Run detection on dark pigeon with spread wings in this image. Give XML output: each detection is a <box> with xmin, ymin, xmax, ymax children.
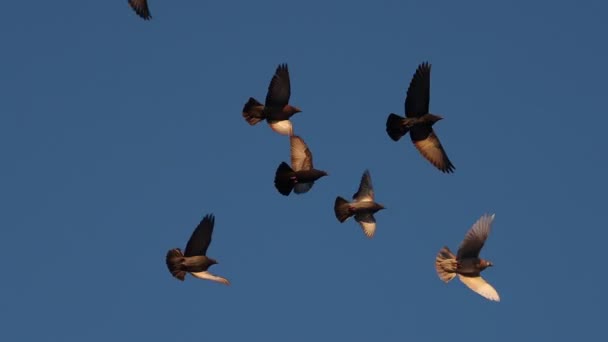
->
<box><xmin>385</xmin><ymin>62</ymin><xmax>455</xmax><ymax>173</ymax></box>
<box><xmin>242</xmin><ymin>64</ymin><xmax>302</xmax><ymax>136</ymax></box>
<box><xmin>334</xmin><ymin>170</ymin><xmax>385</xmax><ymax>238</ymax></box>
<box><xmin>128</xmin><ymin>0</ymin><xmax>152</xmax><ymax>20</ymax></box>
<box><xmin>165</xmin><ymin>214</ymin><xmax>230</xmax><ymax>285</ymax></box>
<box><xmin>434</xmin><ymin>214</ymin><xmax>499</xmax><ymax>301</ymax></box>
<box><xmin>274</xmin><ymin>136</ymin><xmax>328</xmax><ymax>196</ymax></box>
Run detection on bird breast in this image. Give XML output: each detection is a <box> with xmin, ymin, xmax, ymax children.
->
<box><xmin>350</xmin><ymin>201</ymin><xmax>382</xmax><ymax>213</ymax></box>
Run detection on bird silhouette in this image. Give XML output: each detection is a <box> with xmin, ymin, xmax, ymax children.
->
<box><xmin>435</xmin><ymin>213</ymin><xmax>499</xmax><ymax>301</ymax></box>
<box><xmin>386</xmin><ymin>62</ymin><xmax>455</xmax><ymax>173</ymax></box>
<box><xmin>242</xmin><ymin>64</ymin><xmax>302</xmax><ymax>136</ymax></box>
<box><xmin>166</xmin><ymin>214</ymin><xmax>230</xmax><ymax>285</ymax></box>
<box><xmin>334</xmin><ymin>170</ymin><xmax>385</xmax><ymax>238</ymax></box>
<box><xmin>274</xmin><ymin>135</ymin><xmax>328</xmax><ymax>196</ymax></box>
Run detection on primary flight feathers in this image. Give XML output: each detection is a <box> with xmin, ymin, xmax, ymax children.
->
<box><xmin>334</xmin><ymin>170</ymin><xmax>386</xmax><ymax>238</ymax></box>
<box><xmin>385</xmin><ymin>62</ymin><xmax>455</xmax><ymax>173</ymax></box>
<box><xmin>242</xmin><ymin>64</ymin><xmax>302</xmax><ymax>136</ymax></box>
<box><xmin>435</xmin><ymin>213</ymin><xmax>499</xmax><ymax>301</ymax></box>
<box><xmin>166</xmin><ymin>214</ymin><xmax>230</xmax><ymax>285</ymax></box>
<box><xmin>128</xmin><ymin>0</ymin><xmax>151</xmax><ymax>20</ymax></box>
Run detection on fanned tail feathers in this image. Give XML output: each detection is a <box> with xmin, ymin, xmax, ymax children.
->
<box><xmin>166</xmin><ymin>248</ymin><xmax>187</xmax><ymax>281</ymax></box>
<box><xmin>242</xmin><ymin>97</ymin><xmax>265</xmax><ymax>125</ymax></box>
<box><xmin>274</xmin><ymin>162</ymin><xmax>295</xmax><ymax>196</ymax></box>
<box><xmin>386</xmin><ymin>113</ymin><xmax>409</xmax><ymax>141</ymax></box>
<box><xmin>435</xmin><ymin>246</ymin><xmax>458</xmax><ymax>283</ymax></box>
<box><xmin>334</xmin><ymin>196</ymin><xmax>352</xmax><ymax>222</ymax></box>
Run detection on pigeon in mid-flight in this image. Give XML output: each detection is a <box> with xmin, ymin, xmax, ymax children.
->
<box><xmin>274</xmin><ymin>135</ymin><xmax>328</xmax><ymax>196</ymax></box>
<box><xmin>166</xmin><ymin>214</ymin><xmax>230</xmax><ymax>285</ymax></box>
<box><xmin>385</xmin><ymin>62</ymin><xmax>455</xmax><ymax>173</ymax></box>
<box><xmin>242</xmin><ymin>64</ymin><xmax>302</xmax><ymax>136</ymax></box>
<box><xmin>334</xmin><ymin>170</ymin><xmax>385</xmax><ymax>238</ymax></box>
<box><xmin>435</xmin><ymin>213</ymin><xmax>499</xmax><ymax>301</ymax></box>
<box><xmin>128</xmin><ymin>0</ymin><xmax>152</xmax><ymax>20</ymax></box>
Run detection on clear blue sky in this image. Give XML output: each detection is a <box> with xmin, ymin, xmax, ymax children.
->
<box><xmin>1</xmin><ymin>1</ymin><xmax>606</xmax><ymax>341</ymax></box>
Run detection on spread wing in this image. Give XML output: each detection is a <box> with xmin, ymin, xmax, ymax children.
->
<box><xmin>265</xmin><ymin>64</ymin><xmax>291</xmax><ymax>108</ymax></box>
<box><xmin>191</xmin><ymin>271</ymin><xmax>231</xmax><ymax>285</ymax></box>
<box><xmin>355</xmin><ymin>213</ymin><xmax>376</xmax><ymax>238</ymax></box>
<box><xmin>404</xmin><ymin>62</ymin><xmax>431</xmax><ymax>118</ymax></box>
<box><xmin>457</xmin><ymin>213</ymin><xmax>495</xmax><ymax>259</ymax></box>
<box><xmin>184</xmin><ymin>214</ymin><xmax>215</xmax><ymax>257</ymax></box>
<box><xmin>352</xmin><ymin>169</ymin><xmax>374</xmax><ymax>202</ymax></box>
<box><xmin>128</xmin><ymin>0</ymin><xmax>151</xmax><ymax>20</ymax></box>
<box><xmin>458</xmin><ymin>275</ymin><xmax>500</xmax><ymax>302</ymax></box>
<box><xmin>290</xmin><ymin>135</ymin><xmax>313</xmax><ymax>171</ymax></box>
<box><xmin>410</xmin><ymin>126</ymin><xmax>455</xmax><ymax>173</ymax></box>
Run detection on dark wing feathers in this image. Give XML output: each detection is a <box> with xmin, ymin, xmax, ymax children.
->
<box><xmin>184</xmin><ymin>214</ymin><xmax>215</xmax><ymax>257</ymax></box>
<box><xmin>352</xmin><ymin>169</ymin><xmax>374</xmax><ymax>202</ymax></box>
<box><xmin>128</xmin><ymin>0</ymin><xmax>151</xmax><ymax>20</ymax></box>
<box><xmin>457</xmin><ymin>214</ymin><xmax>495</xmax><ymax>259</ymax></box>
<box><xmin>265</xmin><ymin>64</ymin><xmax>291</xmax><ymax>108</ymax></box>
<box><xmin>404</xmin><ymin>62</ymin><xmax>431</xmax><ymax>118</ymax></box>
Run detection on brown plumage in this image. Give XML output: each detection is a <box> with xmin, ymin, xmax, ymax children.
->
<box><xmin>242</xmin><ymin>64</ymin><xmax>301</xmax><ymax>136</ymax></box>
<box><xmin>128</xmin><ymin>0</ymin><xmax>151</xmax><ymax>20</ymax></box>
<box><xmin>165</xmin><ymin>214</ymin><xmax>230</xmax><ymax>285</ymax></box>
<box><xmin>385</xmin><ymin>62</ymin><xmax>455</xmax><ymax>173</ymax></box>
<box><xmin>435</xmin><ymin>214</ymin><xmax>499</xmax><ymax>301</ymax></box>
<box><xmin>334</xmin><ymin>170</ymin><xmax>385</xmax><ymax>238</ymax></box>
<box><xmin>274</xmin><ymin>135</ymin><xmax>328</xmax><ymax>196</ymax></box>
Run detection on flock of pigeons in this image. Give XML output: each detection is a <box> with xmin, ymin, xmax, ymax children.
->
<box><xmin>127</xmin><ymin>2</ymin><xmax>501</xmax><ymax>302</ymax></box>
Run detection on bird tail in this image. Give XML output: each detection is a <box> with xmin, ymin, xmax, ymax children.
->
<box><xmin>166</xmin><ymin>248</ymin><xmax>187</xmax><ymax>281</ymax></box>
<box><xmin>334</xmin><ymin>196</ymin><xmax>352</xmax><ymax>223</ymax></box>
<box><xmin>435</xmin><ymin>246</ymin><xmax>458</xmax><ymax>283</ymax></box>
<box><xmin>386</xmin><ymin>113</ymin><xmax>409</xmax><ymax>141</ymax></box>
<box><xmin>274</xmin><ymin>162</ymin><xmax>295</xmax><ymax>196</ymax></box>
<box><xmin>242</xmin><ymin>97</ymin><xmax>265</xmax><ymax>125</ymax></box>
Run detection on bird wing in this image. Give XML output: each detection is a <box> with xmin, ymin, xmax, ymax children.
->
<box><xmin>458</xmin><ymin>274</ymin><xmax>500</xmax><ymax>302</ymax></box>
<box><xmin>352</xmin><ymin>169</ymin><xmax>374</xmax><ymax>202</ymax></box>
<box><xmin>290</xmin><ymin>135</ymin><xmax>313</xmax><ymax>171</ymax></box>
<box><xmin>128</xmin><ymin>0</ymin><xmax>151</xmax><ymax>20</ymax></box>
<box><xmin>355</xmin><ymin>213</ymin><xmax>376</xmax><ymax>238</ymax></box>
<box><xmin>457</xmin><ymin>213</ymin><xmax>495</xmax><ymax>259</ymax></box>
<box><xmin>410</xmin><ymin>126</ymin><xmax>455</xmax><ymax>173</ymax></box>
<box><xmin>184</xmin><ymin>214</ymin><xmax>215</xmax><ymax>257</ymax></box>
<box><xmin>268</xmin><ymin>120</ymin><xmax>294</xmax><ymax>136</ymax></box>
<box><xmin>190</xmin><ymin>271</ymin><xmax>230</xmax><ymax>285</ymax></box>
<box><xmin>265</xmin><ymin>64</ymin><xmax>291</xmax><ymax>108</ymax></box>
<box><xmin>404</xmin><ymin>62</ymin><xmax>431</xmax><ymax>118</ymax></box>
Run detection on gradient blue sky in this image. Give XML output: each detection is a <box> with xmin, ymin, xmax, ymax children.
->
<box><xmin>1</xmin><ymin>1</ymin><xmax>607</xmax><ymax>341</ymax></box>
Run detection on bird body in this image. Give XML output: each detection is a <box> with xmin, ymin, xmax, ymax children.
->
<box><xmin>243</xmin><ymin>64</ymin><xmax>301</xmax><ymax>136</ymax></box>
<box><xmin>334</xmin><ymin>170</ymin><xmax>385</xmax><ymax>238</ymax></box>
<box><xmin>435</xmin><ymin>214</ymin><xmax>499</xmax><ymax>301</ymax></box>
<box><xmin>165</xmin><ymin>214</ymin><xmax>230</xmax><ymax>285</ymax></box>
<box><xmin>385</xmin><ymin>62</ymin><xmax>455</xmax><ymax>173</ymax></box>
<box><xmin>274</xmin><ymin>136</ymin><xmax>328</xmax><ymax>196</ymax></box>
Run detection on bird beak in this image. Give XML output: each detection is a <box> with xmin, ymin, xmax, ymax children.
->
<box><xmin>294</xmin><ymin>107</ymin><xmax>302</xmax><ymax>113</ymax></box>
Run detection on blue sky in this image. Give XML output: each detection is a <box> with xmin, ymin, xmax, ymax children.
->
<box><xmin>1</xmin><ymin>1</ymin><xmax>607</xmax><ymax>340</ymax></box>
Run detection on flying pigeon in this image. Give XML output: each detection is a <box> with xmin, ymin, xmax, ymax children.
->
<box><xmin>166</xmin><ymin>214</ymin><xmax>230</xmax><ymax>285</ymax></box>
<box><xmin>334</xmin><ymin>170</ymin><xmax>385</xmax><ymax>238</ymax></box>
<box><xmin>274</xmin><ymin>135</ymin><xmax>328</xmax><ymax>196</ymax></box>
<box><xmin>435</xmin><ymin>213</ymin><xmax>499</xmax><ymax>301</ymax></box>
<box><xmin>385</xmin><ymin>62</ymin><xmax>455</xmax><ymax>173</ymax></box>
<box><xmin>128</xmin><ymin>0</ymin><xmax>152</xmax><ymax>20</ymax></box>
<box><xmin>242</xmin><ymin>64</ymin><xmax>302</xmax><ymax>136</ymax></box>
